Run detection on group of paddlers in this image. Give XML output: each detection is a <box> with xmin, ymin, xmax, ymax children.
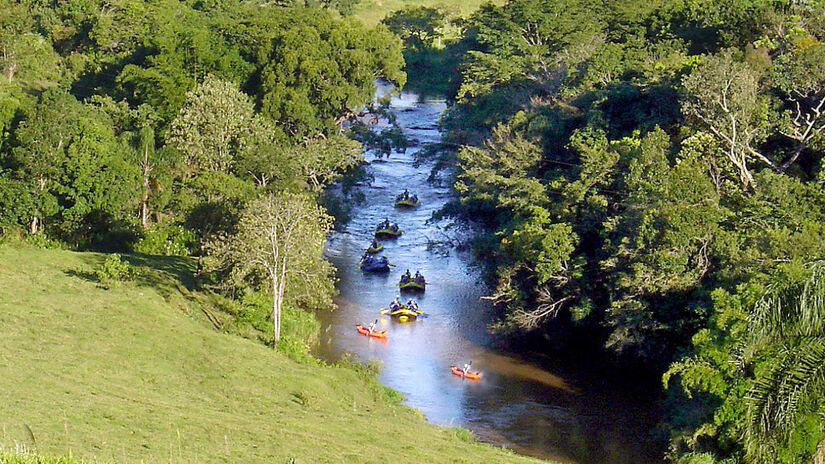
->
<box><xmin>400</xmin><ymin>269</ymin><xmax>425</xmax><ymax>285</ymax></box>
<box><xmin>376</xmin><ymin>218</ymin><xmax>400</xmax><ymax>233</ymax></box>
<box><xmin>354</xmin><ymin>188</ymin><xmax>480</xmax><ymax>380</ymax></box>
<box><xmin>389</xmin><ymin>295</ymin><xmax>419</xmax><ymax>313</ymax></box>
<box><xmin>395</xmin><ymin>189</ymin><xmax>419</xmax><ymax>204</ymax></box>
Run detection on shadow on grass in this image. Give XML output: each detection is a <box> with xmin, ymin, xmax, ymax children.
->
<box><xmin>124</xmin><ymin>254</ymin><xmax>197</xmax><ymax>289</ymax></box>
<box><xmin>64</xmin><ymin>268</ymin><xmax>99</xmax><ymax>283</ymax></box>
<box><xmin>63</xmin><ymin>253</ymin><xmax>197</xmax><ymax>301</ymax></box>
<box><xmin>62</xmin><ymin>251</ymin><xmax>234</xmax><ymax>333</ymax></box>
<box><xmin>124</xmin><ymin>254</ymin><xmax>197</xmax><ymax>303</ymax></box>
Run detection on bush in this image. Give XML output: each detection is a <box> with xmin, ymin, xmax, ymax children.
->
<box><xmin>132</xmin><ymin>224</ymin><xmax>196</xmax><ymax>256</ymax></box>
<box><xmin>24</xmin><ymin>232</ymin><xmax>67</xmax><ymax>250</ymax></box>
<box><xmin>281</xmin><ymin>305</ymin><xmax>321</xmax><ymax>347</ymax></box>
<box><xmin>95</xmin><ymin>254</ymin><xmax>139</xmax><ymax>286</ymax></box>
<box><xmin>277</xmin><ymin>335</ymin><xmax>319</xmax><ymax>364</ymax></box>
<box><xmin>275</xmin><ymin>305</ymin><xmax>322</xmax><ymax>363</ymax></box>
<box><xmin>235</xmin><ymin>289</ymin><xmax>273</xmax><ymax>334</ymax></box>
<box><xmin>223</xmin><ymin>290</ymin><xmax>321</xmax><ymax>359</ymax></box>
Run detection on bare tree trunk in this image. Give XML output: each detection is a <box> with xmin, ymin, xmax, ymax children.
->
<box><xmin>814</xmin><ymin>437</ymin><xmax>824</xmax><ymax>464</ymax></box>
<box><xmin>30</xmin><ymin>176</ymin><xmax>48</xmax><ymax>235</ymax></box>
<box><xmin>139</xmin><ymin>189</ymin><xmax>149</xmax><ymax>229</ymax></box>
<box><xmin>271</xmin><ymin>275</ymin><xmax>281</xmax><ymax>343</ymax></box>
<box><xmin>139</xmin><ymin>143</ymin><xmax>153</xmax><ymax>229</ymax></box>
<box><xmin>139</xmin><ymin>187</ymin><xmax>150</xmax><ymax>229</ymax></box>
<box><xmin>3</xmin><ymin>46</ymin><xmax>16</xmax><ymax>84</ymax></box>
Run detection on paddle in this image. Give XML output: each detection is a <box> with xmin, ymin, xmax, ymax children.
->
<box><xmin>463</xmin><ymin>360</ymin><xmax>473</xmax><ymax>375</ymax></box>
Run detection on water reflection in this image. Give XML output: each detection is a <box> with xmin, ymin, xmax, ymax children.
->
<box><xmin>316</xmin><ymin>89</ymin><xmax>662</xmax><ymax>464</ymax></box>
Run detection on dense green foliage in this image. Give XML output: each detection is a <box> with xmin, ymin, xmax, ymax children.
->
<box><xmin>0</xmin><ymin>0</ymin><xmax>405</xmax><ymax>325</ymax></box>
<box><xmin>381</xmin><ymin>6</ymin><xmax>464</xmax><ymax>95</ymax></box>
<box><xmin>416</xmin><ymin>0</ymin><xmax>825</xmax><ymax>461</ymax></box>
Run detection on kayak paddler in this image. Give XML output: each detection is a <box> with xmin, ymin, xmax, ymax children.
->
<box><xmin>462</xmin><ymin>361</ymin><xmax>472</xmax><ymax>375</ymax></box>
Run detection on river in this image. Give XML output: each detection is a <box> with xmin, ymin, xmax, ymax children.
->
<box><xmin>315</xmin><ymin>87</ymin><xmax>664</xmax><ymax>464</ymax></box>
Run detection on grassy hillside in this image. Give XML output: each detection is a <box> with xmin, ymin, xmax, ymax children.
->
<box><xmin>0</xmin><ymin>452</ymin><xmax>90</xmax><ymax>464</ymax></box>
<box><xmin>0</xmin><ymin>246</ymin><xmax>546</xmax><ymax>464</ymax></box>
<box><xmin>352</xmin><ymin>0</ymin><xmax>495</xmax><ymax>27</ymax></box>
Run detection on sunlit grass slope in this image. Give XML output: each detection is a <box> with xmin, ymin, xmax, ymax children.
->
<box><xmin>352</xmin><ymin>0</ymin><xmax>497</xmax><ymax>27</ymax></box>
<box><xmin>0</xmin><ymin>246</ymin><xmax>546</xmax><ymax>464</ymax></box>
<box><xmin>0</xmin><ymin>453</ymin><xmax>91</xmax><ymax>464</ymax></box>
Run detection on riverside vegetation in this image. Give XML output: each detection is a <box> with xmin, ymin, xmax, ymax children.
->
<box><xmin>385</xmin><ymin>0</ymin><xmax>825</xmax><ymax>463</ymax></box>
<box><xmin>3</xmin><ymin>0</ymin><xmax>825</xmax><ymax>462</ymax></box>
<box><xmin>0</xmin><ymin>0</ymin><xmax>538</xmax><ymax>462</ymax></box>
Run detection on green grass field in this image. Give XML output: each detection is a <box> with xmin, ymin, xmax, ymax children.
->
<box><xmin>351</xmin><ymin>0</ymin><xmax>494</xmax><ymax>27</ymax></box>
<box><xmin>0</xmin><ymin>246</ymin><xmax>547</xmax><ymax>464</ymax></box>
<box><xmin>0</xmin><ymin>452</ymin><xmax>91</xmax><ymax>464</ymax></box>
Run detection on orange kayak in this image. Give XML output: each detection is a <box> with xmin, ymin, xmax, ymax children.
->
<box><xmin>356</xmin><ymin>324</ymin><xmax>387</xmax><ymax>339</ymax></box>
<box><xmin>450</xmin><ymin>366</ymin><xmax>482</xmax><ymax>380</ymax></box>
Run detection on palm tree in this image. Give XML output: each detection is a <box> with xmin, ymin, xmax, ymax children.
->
<box><xmin>742</xmin><ymin>262</ymin><xmax>825</xmax><ymax>464</ymax></box>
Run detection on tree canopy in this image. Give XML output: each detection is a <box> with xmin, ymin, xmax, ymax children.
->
<box><xmin>0</xmin><ymin>0</ymin><xmax>404</xmax><ymax>348</ymax></box>
<box><xmin>422</xmin><ymin>0</ymin><xmax>825</xmax><ymax>460</ymax></box>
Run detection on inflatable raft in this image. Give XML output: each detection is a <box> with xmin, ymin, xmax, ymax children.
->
<box><xmin>355</xmin><ymin>324</ymin><xmax>387</xmax><ymax>339</ymax></box>
<box><xmin>450</xmin><ymin>366</ymin><xmax>482</xmax><ymax>380</ymax></box>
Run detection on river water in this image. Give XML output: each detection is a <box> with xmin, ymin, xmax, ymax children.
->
<box><xmin>316</xmin><ymin>89</ymin><xmax>663</xmax><ymax>464</ymax></box>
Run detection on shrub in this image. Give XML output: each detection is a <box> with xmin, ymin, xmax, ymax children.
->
<box><xmin>277</xmin><ymin>335</ymin><xmax>319</xmax><ymax>363</ymax></box>
<box><xmin>24</xmin><ymin>232</ymin><xmax>67</xmax><ymax>250</ymax></box>
<box><xmin>132</xmin><ymin>224</ymin><xmax>196</xmax><ymax>256</ymax></box>
<box><xmin>95</xmin><ymin>254</ymin><xmax>139</xmax><ymax>286</ymax></box>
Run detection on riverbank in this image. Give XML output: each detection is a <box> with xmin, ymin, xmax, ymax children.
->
<box><xmin>0</xmin><ymin>245</ymin><xmax>547</xmax><ymax>464</ymax></box>
<box><xmin>317</xmin><ymin>90</ymin><xmax>663</xmax><ymax>464</ymax></box>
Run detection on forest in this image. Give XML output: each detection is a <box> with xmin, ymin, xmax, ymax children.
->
<box><xmin>383</xmin><ymin>0</ymin><xmax>825</xmax><ymax>462</ymax></box>
<box><xmin>0</xmin><ymin>0</ymin><xmax>405</xmax><ymax>342</ymax></box>
<box><xmin>2</xmin><ymin>0</ymin><xmax>825</xmax><ymax>462</ymax></box>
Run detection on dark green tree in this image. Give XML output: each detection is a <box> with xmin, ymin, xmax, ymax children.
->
<box><xmin>256</xmin><ymin>12</ymin><xmax>405</xmax><ymax>137</ymax></box>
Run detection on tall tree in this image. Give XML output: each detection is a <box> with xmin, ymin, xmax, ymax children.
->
<box><xmin>10</xmin><ymin>89</ymin><xmax>137</xmax><ymax>238</ymax></box>
<box><xmin>771</xmin><ymin>43</ymin><xmax>825</xmax><ymax>170</ymax></box>
<box><xmin>167</xmin><ymin>75</ymin><xmax>262</xmax><ymax>173</ymax></box>
<box><xmin>382</xmin><ymin>6</ymin><xmax>448</xmax><ymax>51</ymax></box>
<box><xmin>682</xmin><ymin>50</ymin><xmax>773</xmax><ymax>189</ymax></box>
<box><xmin>207</xmin><ymin>193</ymin><xmax>332</xmax><ymax>342</ymax></box>
<box><xmin>132</xmin><ymin>126</ymin><xmax>157</xmax><ymax>229</ymax></box>
<box><xmin>743</xmin><ymin>262</ymin><xmax>825</xmax><ymax>464</ymax></box>
<box><xmin>257</xmin><ymin>12</ymin><xmax>405</xmax><ymax>137</ymax></box>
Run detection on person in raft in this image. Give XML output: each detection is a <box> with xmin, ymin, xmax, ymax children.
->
<box><xmin>403</xmin><ymin>269</ymin><xmax>412</xmax><ymax>282</ymax></box>
<box><xmin>414</xmin><ymin>270</ymin><xmax>423</xmax><ymax>281</ymax></box>
<box><xmin>368</xmin><ymin>319</ymin><xmax>377</xmax><ymax>334</ymax></box>
<box><xmin>402</xmin><ymin>189</ymin><xmax>409</xmax><ymax>199</ymax></box>
<box><xmin>407</xmin><ymin>299</ymin><xmax>419</xmax><ymax>312</ymax></box>
<box><xmin>391</xmin><ymin>295</ymin><xmax>402</xmax><ymax>310</ymax></box>
<box><xmin>371</xmin><ymin>238</ymin><xmax>379</xmax><ymax>249</ymax></box>
<box><xmin>462</xmin><ymin>362</ymin><xmax>472</xmax><ymax>374</ymax></box>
